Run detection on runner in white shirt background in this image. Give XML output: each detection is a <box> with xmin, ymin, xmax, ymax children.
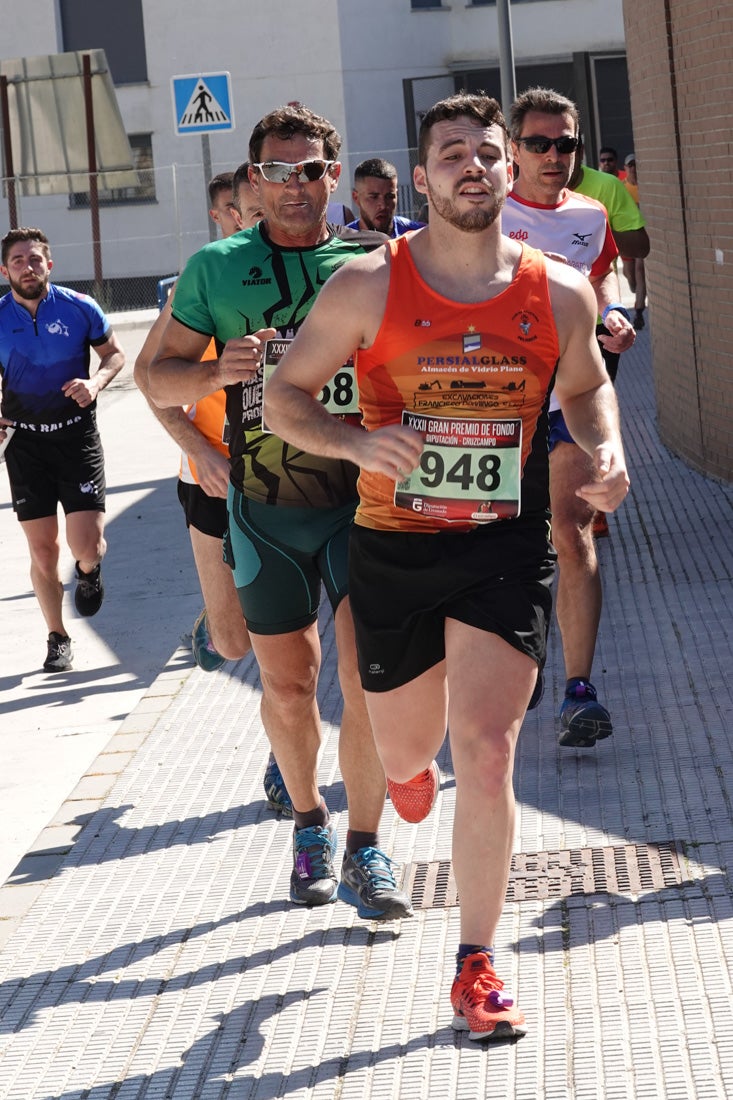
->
<box><xmin>503</xmin><ymin>86</ymin><xmax>636</xmax><ymax>749</ymax></box>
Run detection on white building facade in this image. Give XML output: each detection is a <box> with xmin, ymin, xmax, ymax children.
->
<box><xmin>0</xmin><ymin>0</ymin><xmax>630</xmax><ymax>307</ymax></box>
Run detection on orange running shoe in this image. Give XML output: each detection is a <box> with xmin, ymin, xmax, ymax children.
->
<box><xmin>592</xmin><ymin>511</ymin><xmax>609</xmax><ymax>539</ymax></box>
<box><xmin>451</xmin><ymin>952</ymin><xmax>526</xmax><ymax>1042</ymax></box>
<box><xmin>386</xmin><ymin>761</ymin><xmax>440</xmax><ymax>823</ymax></box>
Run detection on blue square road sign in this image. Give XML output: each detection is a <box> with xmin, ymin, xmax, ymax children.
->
<box><xmin>172</xmin><ymin>72</ymin><xmax>235</xmax><ymax>135</ymax></box>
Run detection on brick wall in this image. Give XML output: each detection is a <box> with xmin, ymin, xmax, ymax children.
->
<box><xmin>623</xmin><ymin>0</ymin><xmax>733</xmax><ymax>481</ymax></box>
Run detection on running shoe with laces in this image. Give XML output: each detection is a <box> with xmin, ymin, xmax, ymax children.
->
<box><xmin>451</xmin><ymin>952</ymin><xmax>526</xmax><ymax>1042</ymax></box>
<box><xmin>558</xmin><ymin>679</ymin><xmax>613</xmax><ymax>748</ymax></box>
<box><xmin>43</xmin><ymin>632</ymin><xmax>73</xmax><ymax>672</ymax></box>
<box><xmin>386</xmin><ymin>760</ymin><xmax>440</xmax><ymax>824</ymax></box>
<box><xmin>289</xmin><ymin>822</ymin><xmax>338</xmax><ymax>906</ymax></box>
<box><xmin>74</xmin><ymin>561</ymin><xmax>104</xmax><ymax>617</ymax></box>
<box><xmin>592</xmin><ymin>511</ymin><xmax>610</xmax><ymax>539</ymax></box>
<box><xmin>191</xmin><ymin>609</ymin><xmax>226</xmax><ymax>672</ymax></box>
<box><xmin>337</xmin><ymin>846</ymin><xmax>414</xmax><ymax>920</ymax></box>
<box><xmin>263</xmin><ymin>753</ymin><xmax>293</xmax><ymax>817</ymax></box>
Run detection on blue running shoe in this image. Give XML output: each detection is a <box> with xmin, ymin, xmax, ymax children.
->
<box><xmin>289</xmin><ymin>822</ymin><xmax>338</xmax><ymax>906</ymax></box>
<box><xmin>338</xmin><ymin>847</ymin><xmax>414</xmax><ymax>920</ymax></box>
<box><xmin>263</xmin><ymin>753</ymin><xmax>293</xmax><ymax>817</ymax></box>
<box><xmin>191</xmin><ymin>609</ymin><xmax>226</xmax><ymax>672</ymax></box>
<box><xmin>558</xmin><ymin>679</ymin><xmax>612</xmax><ymax>747</ymax></box>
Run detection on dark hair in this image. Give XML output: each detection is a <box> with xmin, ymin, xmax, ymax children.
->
<box><xmin>231</xmin><ymin>162</ymin><xmax>251</xmax><ymax>212</ymax></box>
<box><xmin>418</xmin><ymin>92</ymin><xmax>507</xmax><ymax>165</ymax></box>
<box><xmin>208</xmin><ymin>171</ymin><xmax>234</xmax><ymax>206</ymax></box>
<box><xmin>1</xmin><ymin>226</ymin><xmax>50</xmax><ymax>265</ymax></box>
<box><xmin>248</xmin><ymin>104</ymin><xmax>341</xmax><ymax>164</ymax></box>
<box><xmin>599</xmin><ymin>146</ymin><xmax>618</xmax><ymax>159</ymax></box>
<box><xmin>508</xmin><ymin>87</ymin><xmax>580</xmax><ymax>142</ymax></box>
<box><xmin>353</xmin><ymin>158</ymin><xmax>397</xmax><ymax>183</ymax></box>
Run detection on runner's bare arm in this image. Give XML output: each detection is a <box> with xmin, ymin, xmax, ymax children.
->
<box><xmin>147</xmin><ymin>314</ymin><xmax>276</xmax><ymax>409</ymax></box>
<box><xmin>264</xmin><ymin>256</ymin><xmax>424</xmax><ymax>478</ymax></box>
<box><xmin>61</xmin><ymin>330</ymin><xmax>125</xmax><ymax>407</ymax></box>
<box><xmin>590</xmin><ymin>267</ymin><xmax>636</xmax><ymax>352</ymax></box>
<box><xmin>134</xmin><ymin>299</ymin><xmax>230</xmax><ymax>498</ymax></box>
<box><xmin>550</xmin><ymin>268</ymin><xmax>630</xmax><ymax>513</ymax></box>
<box><xmin>611</xmin><ymin>226</ymin><xmax>649</xmax><ymax>260</ymax></box>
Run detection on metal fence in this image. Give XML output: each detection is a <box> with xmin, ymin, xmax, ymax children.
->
<box><xmin>1</xmin><ymin>151</ymin><xmax>424</xmax><ymax>313</ymax></box>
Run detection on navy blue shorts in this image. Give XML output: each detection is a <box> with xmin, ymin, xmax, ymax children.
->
<box><xmin>548</xmin><ymin>409</ymin><xmax>574</xmax><ymax>452</ymax></box>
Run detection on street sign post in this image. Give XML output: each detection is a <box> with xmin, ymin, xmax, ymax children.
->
<box><xmin>171</xmin><ymin>72</ymin><xmax>235</xmax><ymax>241</ymax></box>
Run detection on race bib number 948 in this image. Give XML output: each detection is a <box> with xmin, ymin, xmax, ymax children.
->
<box><xmin>394</xmin><ymin>411</ymin><xmax>522</xmax><ymax>523</ymax></box>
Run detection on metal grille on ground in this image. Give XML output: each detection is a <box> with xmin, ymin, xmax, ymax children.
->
<box><xmin>403</xmin><ymin>841</ymin><xmax>686</xmax><ymax>908</ymax></box>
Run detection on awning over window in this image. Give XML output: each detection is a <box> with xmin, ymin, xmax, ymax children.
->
<box><xmin>0</xmin><ymin>49</ymin><xmax>137</xmax><ymax>196</ymax></box>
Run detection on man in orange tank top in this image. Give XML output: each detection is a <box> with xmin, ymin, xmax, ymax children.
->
<box><xmin>265</xmin><ymin>92</ymin><xmax>629</xmax><ymax>1043</ymax></box>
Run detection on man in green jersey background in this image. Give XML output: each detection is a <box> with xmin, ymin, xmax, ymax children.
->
<box><xmin>144</xmin><ymin>104</ymin><xmax>412</xmax><ymax>922</ymax></box>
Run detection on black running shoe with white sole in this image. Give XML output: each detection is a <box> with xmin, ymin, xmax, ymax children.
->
<box><xmin>74</xmin><ymin>561</ymin><xmax>104</xmax><ymax>617</ymax></box>
<box><xmin>44</xmin><ymin>632</ymin><xmax>73</xmax><ymax>672</ymax></box>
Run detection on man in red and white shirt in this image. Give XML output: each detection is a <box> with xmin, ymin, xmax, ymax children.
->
<box><xmin>503</xmin><ymin>87</ymin><xmax>636</xmax><ymax>749</ymax></box>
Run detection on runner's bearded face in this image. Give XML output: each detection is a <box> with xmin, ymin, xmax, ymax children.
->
<box><xmin>249</xmin><ymin>134</ymin><xmax>339</xmax><ymax>247</ymax></box>
<box><xmin>353</xmin><ymin>176</ymin><xmax>398</xmax><ymax>234</ymax></box>
<box><xmin>2</xmin><ymin>241</ymin><xmax>52</xmax><ymax>302</ymax></box>
<box><xmin>420</xmin><ymin>118</ymin><xmax>509</xmax><ymax>233</ymax></box>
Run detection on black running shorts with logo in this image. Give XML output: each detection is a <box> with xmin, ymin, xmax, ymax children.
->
<box><xmin>177</xmin><ymin>480</ymin><xmax>228</xmax><ymax>539</ymax></box>
<box><xmin>348</xmin><ymin>518</ymin><xmax>557</xmax><ymax>693</ymax></box>
<box><xmin>224</xmin><ymin>486</ymin><xmax>356</xmax><ymax>635</ymax></box>
<box><xmin>6</xmin><ymin>422</ymin><xmax>106</xmax><ymax>522</ymax></box>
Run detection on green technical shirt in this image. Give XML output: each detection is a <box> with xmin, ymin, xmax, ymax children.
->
<box><xmin>172</xmin><ymin>222</ymin><xmax>385</xmax><ymax>507</ymax></box>
<box><xmin>574</xmin><ymin>166</ymin><xmax>645</xmax><ymax>233</ymax></box>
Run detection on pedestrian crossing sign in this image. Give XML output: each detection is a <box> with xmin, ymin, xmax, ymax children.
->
<box><xmin>172</xmin><ymin>72</ymin><xmax>235</xmax><ymax>135</ymax></box>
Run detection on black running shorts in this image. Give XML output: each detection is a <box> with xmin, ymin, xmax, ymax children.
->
<box><xmin>177</xmin><ymin>480</ymin><xmax>228</xmax><ymax>539</ymax></box>
<box><xmin>348</xmin><ymin>518</ymin><xmax>556</xmax><ymax>693</ymax></box>
<box><xmin>6</xmin><ymin>422</ymin><xmax>106</xmax><ymax>522</ymax></box>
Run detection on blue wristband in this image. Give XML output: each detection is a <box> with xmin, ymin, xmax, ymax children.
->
<box><xmin>602</xmin><ymin>303</ymin><xmax>632</xmax><ymax>324</ymax></box>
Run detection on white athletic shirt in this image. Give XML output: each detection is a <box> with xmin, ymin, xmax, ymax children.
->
<box><xmin>502</xmin><ymin>189</ymin><xmax>618</xmax><ymax>412</ymax></box>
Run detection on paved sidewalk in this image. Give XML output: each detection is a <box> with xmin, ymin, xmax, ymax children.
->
<box><xmin>0</xmin><ymin>317</ymin><xmax>201</xmax><ymax>887</ymax></box>
<box><xmin>1</xmin><ymin>327</ymin><xmax>732</xmax><ymax>1099</ymax></box>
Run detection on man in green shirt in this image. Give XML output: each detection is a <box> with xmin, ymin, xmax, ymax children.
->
<box><xmin>145</xmin><ymin>104</ymin><xmax>412</xmax><ymax>922</ymax></box>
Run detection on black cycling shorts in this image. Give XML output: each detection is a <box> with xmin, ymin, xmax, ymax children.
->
<box><xmin>224</xmin><ymin>487</ymin><xmax>356</xmax><ymax>635</ymax></box>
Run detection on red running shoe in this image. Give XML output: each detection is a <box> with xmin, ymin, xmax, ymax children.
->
<box><xmin>386</xmin><ymin>761</ymin><xmax>440</xmax><ymax>823</ymax></box>
<box><xmin>451</xmin><ymin>952</ymin><xmax>526</xmax><ymax>1041</ymax></box>
<box><xmin>592</xmin><ymin>511</ymin><xmax>609</xmax><ymax>539</ymax></box>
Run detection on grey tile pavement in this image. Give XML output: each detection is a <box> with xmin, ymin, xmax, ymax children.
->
<box><xmin>0</xmin><ymin>326</ymin><xmax>732</xmax><ymax>1098</ymax></box>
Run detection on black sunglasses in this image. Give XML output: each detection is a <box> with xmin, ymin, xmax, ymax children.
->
<box><xmin>516</xmin><ymin>136</ymin><xmax>580</xmax><ymax>155</ymax></box>
<box><xmin>253</xmin><ymin>160</ymin><xmax>336</xmax><ymax>184</ymax></box>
